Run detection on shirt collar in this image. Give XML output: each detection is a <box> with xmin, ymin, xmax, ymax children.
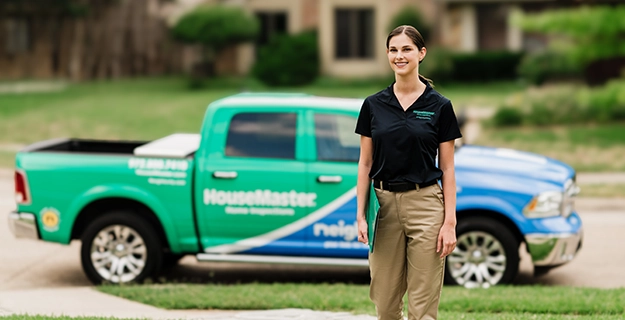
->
<box><xmin>380</xmin><ymin>76</ymin><xmax>432</xmax><ymax>109</ymax></box>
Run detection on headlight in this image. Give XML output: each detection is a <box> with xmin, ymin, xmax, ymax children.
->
<box><xmin>523</xmin><ymin>191</ymin><xmax>563</xmax><ymax>218</ymax></box>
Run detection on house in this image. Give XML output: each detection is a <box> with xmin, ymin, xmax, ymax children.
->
<box><xmin>169</xmin><ymin>0</ymin><xmax>621</xmax><ymax>78</ymax></box>
<box><xmin>1</xmin><ymin>0</ymin><xmax>620</xmax><ymax>81</ymax></box>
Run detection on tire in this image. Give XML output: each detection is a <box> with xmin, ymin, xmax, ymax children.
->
<box><xmin>444</xmin><ymin>217</ymin><xmax>519</xmax><ymax>288</ymax></box>
<box><xmin>80</xmin><ymin>212</ymin><xmax>163</xmax><ymax>285</ymax></box>
<box><xmin>162</xmin><ymin>253</ymin><xmax>186</xmax><ymax>269</ymax></box>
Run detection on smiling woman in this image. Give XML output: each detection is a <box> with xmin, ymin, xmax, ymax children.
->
<box><xmin>355</xmin><ymin>25</ymin><xmax>463</xmax><ymax>320</ymax></box>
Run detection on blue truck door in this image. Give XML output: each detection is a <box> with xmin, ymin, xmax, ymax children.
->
<box><xmin>197</xmin><ymin>110</ymin><xmax>311</xmax><ymax>255</ymax></box>
<box><xmin>305</xmin><ymin>111</ymin><xmax>368</xmax><ymax>258</ymax></box>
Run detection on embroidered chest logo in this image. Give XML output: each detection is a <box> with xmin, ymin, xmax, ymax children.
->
<box><xmin>413</xmin><ymin>110</ymin><xmax>435</xmax><ymax>120</ymax></box>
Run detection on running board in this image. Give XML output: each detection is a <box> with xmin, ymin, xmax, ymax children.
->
<box><xmin>196</xmin><ymin>253</ymin><xmax>369</xmax><ymax>267</ymax></box>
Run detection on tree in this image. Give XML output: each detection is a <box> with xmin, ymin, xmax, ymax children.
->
<box><xmin>171</xmin><ymin>5</ymin><xmax>259</xmax><ymax>77</ymax></box>
<box><xmin>514</xmin><ymin>5</ymin><xmax>625</xmax><ymax>85</ymax></box>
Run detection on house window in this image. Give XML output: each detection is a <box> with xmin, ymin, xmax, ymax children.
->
<box><xmin>4</xmin><ymin>18</ymin><xmax>31</xmax><ymax>54</ymax></box>
<box><xmin>256</xmin><ymin>12</ymin><xmax>288</xmax><ymax>49</ymax></box>
<box><xmin>226</xmin><ymin>112</ymin><xmax>297</xmax><ymax>159</ymax></box>
<box><xmin>335</xmin><ymin>8</ymin><xmax>374</xmax><ymax>59</ymax></box>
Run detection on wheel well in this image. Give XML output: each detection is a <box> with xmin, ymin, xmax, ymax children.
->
<box><xmin>71</xmin><ymin>197</ymin><xmax>170</xmax><ymax>251</ymax></box>
<box><xmin>456</xmin><ymin>209</ymin><xmax>524</xmax><ymax>246</ymax></box>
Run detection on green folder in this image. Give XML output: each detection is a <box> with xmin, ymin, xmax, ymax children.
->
<box><xmin>366</xmin><ymin>182</ymin><xmax>380</xmax><ymax>253</ymax></box>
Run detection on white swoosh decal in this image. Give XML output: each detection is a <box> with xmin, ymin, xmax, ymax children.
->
<box><xmin>204</xmin><ymin>187</ymin><xmax>357</xmax><ymax>254</ymax></box>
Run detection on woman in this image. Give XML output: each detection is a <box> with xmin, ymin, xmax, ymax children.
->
<box><xmin>355</xmin><ymin>25</ymin><xmax>462</xmax><ymax>320</ymax></box>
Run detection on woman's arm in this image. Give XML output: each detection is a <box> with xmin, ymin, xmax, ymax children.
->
<box><xmin>437</xmin><ymin>140</ymin><xmax>458</xmax><ymax>258</ymax></box>
<box><xmin>357</xmin><ymin>136</ymin><xmax>374</xmax><ymax>245</ymax></box>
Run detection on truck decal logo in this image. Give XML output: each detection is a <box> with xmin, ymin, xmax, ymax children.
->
<box><xmin>128</xmin><ymin>158</ymin><xmax>189</xmax><ymax>187</ymax></box>
<box><xmin>204</xmin><ymin>187</ymin><xmax>357</xmax><ymax>254</ymax></box>
<box><xmin>40</xmin><ymin>207</ymin><xmax>61</xmax><ymax>232</ymax></box>
<box><xmin>128</xmin><ymin>158</ymin><xmax>189</xmax><ymax>171</ymax></box>
<box><xmin>313</xmin><ymin>220</ymin><xmax>358</xmax><ymax>241</ymax></box>
<box><xmin>204</xmin><ymin>189</ymin><xmax>317</xmax><ymax>207</ymax></box>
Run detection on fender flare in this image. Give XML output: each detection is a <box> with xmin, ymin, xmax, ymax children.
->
<box><xmin>65</xmin><ymin>184</ymin><xmax>179</xmax><ymax>252</ymax></box>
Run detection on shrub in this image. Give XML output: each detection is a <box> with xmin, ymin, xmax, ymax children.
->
<box><xmin>253</xmin><ymin>30</ymin><xmax>319</xmax><ymax>87</ymax></box>
<box><xmin>419</xmin><ymin>47</ymin><xmax>454</xmax><ymax>83</ymax></box>
<box><xmin>517</xmin><ymin>51</ymin><xmax>582</xmax><ymax>85</ymax></box>
<box><xmin>497</xmin><ymin>78</ymin><xmax>625</xmax><ymax>126</ymax></box>
<box><xmin>451</xmin><ymin>51</ymin><xmax>524</xmax><ymax>82</ymax></box>
<box><xmin>493</xmin><ymin>107</ymin><xmax>523</xmax><ymax>127</ymax></box>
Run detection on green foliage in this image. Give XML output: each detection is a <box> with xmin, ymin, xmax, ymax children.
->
<box><xmin>450</xmin><ymin>51</ymin><xmax>524</xmax><ymax>82</ymax></box>
<box><xmin>495</xmin><ymin>78</ymin><xmax>625</xmax><ymax>127</ymax></box>
<box><xmin>388</xmin><ymin>5</ymin><xmax>430</xmax><ymax>42</ymax></box>
<box><xmin>252</xmin><ymin>31</ymin><xmax>319</xmax><ymax>87</ymax></box>
<box><xmin>171</xmin><ymin>5</ymin><xmax>259</xmax><ymax>50</ymax></box>
<box><xmin>492</xmin><ymin>107</ymin><xmax>523</xmax><ymax>127</ymax></box>
<box><xmin>419</xmin><ymin>47</ymin><xmax>454</xmax><ymax>82</ymax></box>
<box><xmin>514</xmin><ymin>5</ymin><xmax>625</xmax><ymax>65</ymax></box>
<box><xmin>517</xmin><ymin>51</ymin><xmax>582</xmax><ymax>85</ymax></box>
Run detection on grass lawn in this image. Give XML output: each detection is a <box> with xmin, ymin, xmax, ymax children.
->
<box><xmin>94</xmin><ymin>284</ymin><xmax>625</xmax><ymax>318</ymax></box>
<box><xmin>2</xmin><ymin>313</ymin><xmax>625</xmax><ymax>320</ymax></box>
<box><xmin>1</xmin><ymin>77</ymin><xmax>622</xmax><ymax>173</ymax></box>
<box><xmin>475</xmin><ymin>124</ymin><xmax>625</xmax><ymax>172</ymax></box>
<box><xmin>0</xmin><ymin>150</ymin><xmax>15</xmax><ymax>169</ymax></box>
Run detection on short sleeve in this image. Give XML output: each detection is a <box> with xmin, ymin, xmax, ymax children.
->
<box><xmin>355</xmin><ymin>98</ymin><xmax>372</xmax><ymax>137</ymax></box>
<box><xmin>438</xmin><ymin>101</ymin><xmax>463</xmax><ymax>143</ymax></box>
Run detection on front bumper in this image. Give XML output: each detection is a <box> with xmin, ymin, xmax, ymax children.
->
<box><xmin>8</xmin><ymin>211</ymin><xmax>39</xmax><ymax>240</ymax></box>
<box><xmin>525</xmin><ymin>228</ymin><xmax>583</xmax><ymax>266</ymax></box>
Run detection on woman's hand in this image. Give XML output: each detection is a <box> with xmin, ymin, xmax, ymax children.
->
<box><xmin>357</xmin><ymin>218</ymin><xmax>369</xmax><ymax>245</ymax></box>
<box><xmin>437</xmin><ymin>223</ymin><xmax>457</xmax><ymax>258</ymax></box>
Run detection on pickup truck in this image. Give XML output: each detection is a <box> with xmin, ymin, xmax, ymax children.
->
<box><xmin>9</xmin><ymin>92</ymin><xmax>583</xmax><ymax>288</ymax></box>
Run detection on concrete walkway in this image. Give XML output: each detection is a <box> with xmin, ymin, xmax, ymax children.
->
<box><xmin>0</xmin><ymin>287</ymin><xmax>375</xmax><ymax>320</ymax></box>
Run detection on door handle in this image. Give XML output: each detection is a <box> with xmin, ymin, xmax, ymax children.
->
<box><xmin>317</xmin><ymin>175</ymin><xmax>342</xmax><ymax>183</ymax></box>
<box><xmin>213</xmin><ymin>171</ymin><xmax>238</xmax><ymax>179</ymax></box>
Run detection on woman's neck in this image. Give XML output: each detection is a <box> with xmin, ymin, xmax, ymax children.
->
<box><xmin>394</xmin><ymin>72</ymin><xmax>424</xmax><ymax>95</ymax></box>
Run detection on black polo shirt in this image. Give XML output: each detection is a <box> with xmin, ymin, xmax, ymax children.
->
<box><xmin>355</xmin><ymin>80</ymin><xmax>462</xmax><ymax>184</ymax></box>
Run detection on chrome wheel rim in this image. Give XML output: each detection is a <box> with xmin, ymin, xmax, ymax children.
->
<box><xmin>90</xmin><ymin>225</ymin><xmax>147</xmax><ymax>283</ymax></box>
<box><xmin>447</xmin><ymin>231</ymin><xmax>507</xmax><ymax>288</ymax></box>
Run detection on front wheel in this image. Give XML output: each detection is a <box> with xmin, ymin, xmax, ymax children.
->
<box><xmin>445</xmin><ymin>217</ymin><xmax>520</xmax><ymax>288</ymax></box>
<box><xmin>80</xmin><ymin>212</ymin><xmax>163</xmax><ymax>285</ymax></box>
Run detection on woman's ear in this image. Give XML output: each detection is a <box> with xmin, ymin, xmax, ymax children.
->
<box><xmin>419</xmin><ymin>47</ymin><xmax>427</xmax><ymax>62</ymax></box>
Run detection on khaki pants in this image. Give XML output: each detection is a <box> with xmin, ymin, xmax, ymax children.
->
<box><xmin>370</xmin><ymin>184</ymin><xmax>446</xmax><ymax>320</ymax></box>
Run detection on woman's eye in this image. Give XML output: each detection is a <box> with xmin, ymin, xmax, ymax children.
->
<box><xmin>390</xmin><ymin>49</ymin><xmax>397</xmax><ymax>52</ymax></box>
<box><xmin>404</xmin><ymin>48</ymin><xmax>412</xmax><ymax>52</ymax></box>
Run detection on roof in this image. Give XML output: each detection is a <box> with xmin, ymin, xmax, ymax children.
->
<box><xmin>209</xmin><ymin>92</ymin><xmax>364</xmax><ymax>112</ymax></box>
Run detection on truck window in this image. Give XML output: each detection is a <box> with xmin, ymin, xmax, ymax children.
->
<box><xmin>314</xmin><ymin>113</ymin><xmax>360</xmax><ymax>162</ymax></box>
<box><xmin>226</xmin><ymin>112</ymin><xmax>296</xmax><ymax>159</ymax></box>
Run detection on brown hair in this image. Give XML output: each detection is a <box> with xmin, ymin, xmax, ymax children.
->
<box><xmin>386</xmin><ymin>25</ymin><xmax>433</xmax><ymax>85</ymax></box>
<box><xmin>386</xmin><ymin>25</ymin><xmax>425</xmax><ymax>51</ymax></box>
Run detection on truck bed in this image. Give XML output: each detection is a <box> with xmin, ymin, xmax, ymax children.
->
<box><xmin>20</xmin><ymin>134</ymin><xmax>201</xmax><ymax>159</ymax></box>
<box><xmin>21</xmin><ymin>138</ymin><xmax>147</xmax><ymax>154</ymax></box>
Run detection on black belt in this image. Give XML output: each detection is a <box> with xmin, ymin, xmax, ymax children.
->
<box><xmin>373</xmin><ymin>179</ymin><xmax>437</xmax><ymax>192</ymax></box>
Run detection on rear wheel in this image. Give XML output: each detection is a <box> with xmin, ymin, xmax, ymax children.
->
<box><xmin>445</xmin><ymin>217</ymin><xmax>519</xmax><ymax>288</ymax></box>
<box><xmin>80</xmin><ymin>212</ymin><xmax>162</xmax><ymax>285</ymax></box>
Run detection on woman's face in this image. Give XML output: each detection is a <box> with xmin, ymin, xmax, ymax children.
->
<box><xmin>387</xmin><ymin>33</ymin><xmax>426</xmax><ymax>76</ymax></box>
